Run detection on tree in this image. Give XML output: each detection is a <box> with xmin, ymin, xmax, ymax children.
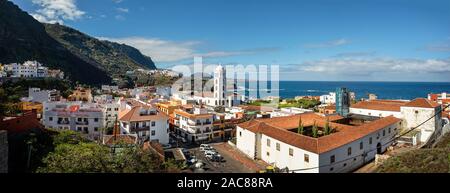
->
<box><xmin>297</xmin><ymin>117</ymin><xmax>304</xmax><ymax>135</ymax></box>
<box><xmin>324</xmin><ymin>118</ymin><xmax>331</xmax><ymax>135</ymax></box>
<box><xmin>37</xmin><ymin>142</ymin><xmax>113</xmax><ymax>173</ymax></box>
<box><xmin>312</xmin><ymin>121</ymin><xmax>318</xmax><ymax>138</ymax></box>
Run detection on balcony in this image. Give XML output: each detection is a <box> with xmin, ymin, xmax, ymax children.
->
<box><xmin>130</xmin><ymin>126</ymin><xmax>149</xmax><ymax>132</ymax></box>
<box><xmin>57</xmin><ymin>120</ymin><xmax>70</xmax><ymax>124</ymax></box>
<box><xmin>76</xmin><ymin>121</ymin><xmax>89</xmax><ymax>125</ymax></box>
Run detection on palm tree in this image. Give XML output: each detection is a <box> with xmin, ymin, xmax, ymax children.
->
<box><xmin>297</xmin><ymin>117</ymin><xmax>304</xmax><ymax>135</ymax></box>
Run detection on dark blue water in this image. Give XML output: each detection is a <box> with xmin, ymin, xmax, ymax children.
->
<box><xmin>276</xmin><ymin>81</ymin><xmax>450</xmax><ymax>100</ymax></box>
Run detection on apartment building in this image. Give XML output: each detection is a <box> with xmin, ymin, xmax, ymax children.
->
<box><xmin>42</xmin><ymin>101</ymin><xmax>106</xmax><ymax>139</ymax></box>
<box><xmin>118</xmin><ymin>100</ymin><xmax>169</xmax><ymax>144</ymax></box>
<box><xmin>174</xmin><ymin>105</ymin><xmax>214</xmax><ymax>143</ymax></box>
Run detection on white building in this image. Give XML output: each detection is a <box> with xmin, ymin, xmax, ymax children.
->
<box><xmin>320</xmin><ymin>92</ymin><xmax>336</xmax><ymax>105</ymax></box>
<box><xmin>174</xmin><ymin>65</ymin><xmax>244</xmax><ymax>107</ymax></box>
<box><xmin>94</xmin><ymin>95</ymin><xmax>120</xmax><ymax>128</ymax></box>
<box><xmin>42</xmin><ymin>101</ymin><xmax>106</xmax><ymax>140</ymax></box>
<box><xmin>174</xmin><ymin>105</ymin><xmax>215</xmax><ymax>143</ymax></box>
<box><xmin>3</xmin><ymin>61</ymin><xmax>48</xmax><ymax>78</ymax></box>
<box><xmin>270</xmin><ymin>107</ymin><xmax>313</xmax><ymax>118</ymax></box>
<box><xmin>118</xmin><ymin>99</ymin><xmax>169</xmax><ymax>144</ymax></box>
<box><xmin>101</xmin><ymin>85</ymin><xmax>119</xmax><ymax>93</ymax></box>
<box><xmin>350</xmin><ymin>98</ymin><xmax>442</xmax><ymax>144</ymax></box>
<box><xmin>236</xmin><ymin>113</ymin><xmax>401</xmax><ymax>173</ymax></box>
<box><xmin>24</xmin><ymin>88</ymin><xmax>60</xmax><ymax>103</ymax></box>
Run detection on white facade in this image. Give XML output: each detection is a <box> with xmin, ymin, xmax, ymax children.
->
<box><xmin>42</xmin><ymin>101</ymin><xmax>106</xmax><ymax>140</ymax></box>
<box><xmin>350</xmin><ymin>100</ymin><xmax>442</xmax><ymax>143</ymax></box>
<box><xmin>349</xmin><ymin>108</ymin><xmax>402</xmax><ymax>118</ymax></box>
<box><xmin>236</xmin><ymin>121</ymin><xmax>400</xmax><ymax>173</ymax></box>
<box><xmin>320</xmin><ymin>92</ymin><xmax>336</xmax><ymax>105</ymax></box>
<box><xmin>270</xmin><ymin>107</ymin><xmax>313</xmax><ymax>118</ymax></box>
<box><xmin>118</xmin><ymin>102</ymin><xmax>170</xmax><ymax>144</ymax></box>
<box><xmin>101</xmin><ymin>85</ymin><xmax>119</xmax><ymax>93</ymax></box>
<box><xmin>400</xmin><ymin>106</ymin><xmax>442</xmax><ymax>143</ymax></box>
<box><xmin>174</xmin><ymin>107</ymin><xmax>214</xmax><ymax>143</ymax></box>
<box><xmin>25</xmin><ymin>88</ymin><xmax>60</xmax><ymax>103</ymax></box>
<box><xmin>3</xmin><ymin>61</ymin><xmax>48</xmax><ymax>78</ymax></box>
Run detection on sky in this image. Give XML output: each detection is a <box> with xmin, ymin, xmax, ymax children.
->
<box><xmin>9</xmin><ymin>0</ymin><xmax>450</xmax><ymax>82</ymax></box>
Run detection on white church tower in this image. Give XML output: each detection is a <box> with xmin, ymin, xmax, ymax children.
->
<box><xmin>214</xmin><ymin>65</ymin><xmax>227</xmax><ymax>106</ymax></box>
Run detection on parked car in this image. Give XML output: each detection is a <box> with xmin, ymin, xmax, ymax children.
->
<box><xmin>200</xmin><ymin>146</ymin><xmax>214</xmax><ymax>152</ymax></box>
<box><xmin>211</xmin><ymin>154</ymin><xmax>224</xmax><ymax>162</ymax></box>
<box><xmin>194</xmin><ymin>161</ymin><xmax>205</xmax><ymax>168</ymax></box>
<box><xmin>204</xmin><ymin>151</ymin><xmax>217</xmax><ymax>159</ymax></box>
<box><xmin>187</xmin><ymin>156</ymin><xmax>198</xmax><ymax>165</ymax></box>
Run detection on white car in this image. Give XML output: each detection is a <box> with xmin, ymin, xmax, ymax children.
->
<box><xmin>204</xmin><ymin>150</ymin><xmax>218</xmax><ymax>159</ymax></box>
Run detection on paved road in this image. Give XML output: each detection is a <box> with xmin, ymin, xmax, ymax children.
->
<box><xmin>185</xmin><ymin>142</ymin><xmax>267</xmax><ymax>173</ymax></box>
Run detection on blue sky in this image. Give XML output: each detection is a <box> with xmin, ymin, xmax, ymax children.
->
<box><xmin>9</xmin><ymin>0</ymin><xmax>450</xmax><ymax>82</ymax></box>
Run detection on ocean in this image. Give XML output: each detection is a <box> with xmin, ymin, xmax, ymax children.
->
<box><xmin>274</xmin><ymin>81</ymin><xmax>450</xmax><ymax>100</ymax></box>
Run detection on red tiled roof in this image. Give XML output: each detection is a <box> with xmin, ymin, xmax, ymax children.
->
<box><xmin>403</xmin><ymin>98</ymin><xmax>440</xmax><ymax>108</ymax></box>
<box><xmin>119</xmin><ymin>106</ymin><xmax>167</xmax><ymax>122</ymax></box>
<box><xmin>103</xmin><ymin>135</ymin><xmax>137</xmax><ymax>146</ymax></box>
<box><xmin>351</xmin><ymin>100</ymin><xmax>408</xmax><ymax>112</ymax></box>
<box><xmin>238</xmin><ymin>113</ymin><xmax>401</xmax><ymax>154</ymax></box>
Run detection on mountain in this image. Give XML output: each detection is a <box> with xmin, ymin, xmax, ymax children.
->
<box><xmin>0</xmin><ymin>0</ymin><xmax>110</xmax><ymax>85</ymax></box>
<box><xmin>0</xmin><ymin>0</ymin><xmax>157</xmax><ymax>85</ymax></box>
<box><xmin>44</xmin><ymin>23</ymin><xmax>157</xmax><ymax>77</ymax></box>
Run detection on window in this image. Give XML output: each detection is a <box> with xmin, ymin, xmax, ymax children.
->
<box><xmin>330</xmin><ymin>167</ymin><xmax>334</xmax><ymax>171</ymax></box>
<box><xmin>266</xmin><ymin>152</ymin><xmax>270</xmax><ymax>156</ymax></box>
<box><xmin>77</xmin><ymin>127</ymin><xmax>82</xmax><ymax>131</ymax></box>
<box><xmin>94</xmin><ymin>118</ymin><xmax>99</xmax><ymax>122</ymax></box>
<box><xmin>330</xmin><ymin>155</ymin><xmax>335</xmax><ymax>163</ymax></box>
<box><xmin>389</xmin><ymin>128</ymin><xmax>391</xmax><ymax>134</ymax></box>
<box><xmin>377</xmin><ymin>133</ymin><xmax>380</xmax><ymax>139</ymax></box>
<box><xmin>347</xmin><ymin>147</ymin><xmax>352</xmax><ymax>156</ymax></box>
<box><xmin>415</xmin><ymin>110</ymin><xmax>419</xmax><ymax>114</ymax></box>
<box><xmin>77</xmin><ymin>118</ymin><xmax>82</xmax><ymax>122</ymax></box>
<box><xmin>167</xmin><ymin>129</ymin><xmax>169</xmax><ymax>133</ymax></box>
<box><xmin>289</xmin><ymin>148</ymin><xmax>293</xmax><ymax>156</ymax></box>
<box><xmin>151</xmin><ymin>121</ymin><xmax>156</xmax><ymax>127</ymax></box>
<box><xmin>383</xmin><ymin>130</ymin><xmax>386</xmax><ymax>136</ymax></box>
<box><xmin>304</xmin><ymin>154</ymin><xmax>309</xmax><ymax>163</ymax></box>
<box><xmin>267</xmin><ymin>139</ymin><xmax>271</xmax><ymax>147</ymax></box>
<box><xmin>369</xmin><ymin>137</ymin><xmax>373</xmax><ymax>145</ymax></box>
<box><xmin>239</xmin><ymin>132</ymin><xmax>242</xmax><ymax>137</ymax></box>
<box><xmin>276</xmin><ymin>143</ymin><xmax>280</xmax><ymax>151</ymax></box>
<box><xmin>151</xmin><ymin>130</ymin><xmax>156</xmax><ymax>136</ymax></box>
<box><xmin>94</xmin><ymin>127</ymin><xmax>98</xmax><ymax>132</ymax></box>
<box><xmin>49</xmin><ymin>117</ymin><xmax>53</xmax><ymax>121</ymax></box>
<box><xmin>343</xmin><ymin>163</ymin><xmax>347</xmax><ymax>167</ymax></box>
<box><xmin>360</xmin><ymin>142</ymin><xmax>363</xmax><ymax>150</ymax></box>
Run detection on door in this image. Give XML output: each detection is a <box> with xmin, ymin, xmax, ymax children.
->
<box><xmin>377</xmin><ymin>143</ymin><xmax>382</xmax><ymax>154</ymax></box>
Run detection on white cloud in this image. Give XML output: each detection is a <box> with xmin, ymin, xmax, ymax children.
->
<box><xmin>98</xmin><ymin>37</ymin><xmax>279</xmax><ymax>63</ymax></box>
<box><xmin>99</xmin><ymin>37</ymin><xmax>201</xmax><ymax>62</ymax></box>
<box><xmin>30</xmin><ymin>0</ymin><xmax>85</xmax><ymax>24</ymax></box>
<box><xmin>112</xmin><ymin>0</ymin><xmax>123</xmax><ymax>3</ymax></box>
<box><xmin>304</xmin><ymin>38</ymin><xmax>350</xmax><ymax>48</ymax></box>
<box><xmin>116</xmin><ymin>7</ymin><xmax>129</xmax><ymax>13</ymax></box>
<box><xmin>284</xmin><ymin>58</ymin><xmax>450</xmax><ymax>75</ymax></box>
<box><xmin>114</xmin><ymin>15</ymin><xmax>125</xmax><ymax>21</ymax></box>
